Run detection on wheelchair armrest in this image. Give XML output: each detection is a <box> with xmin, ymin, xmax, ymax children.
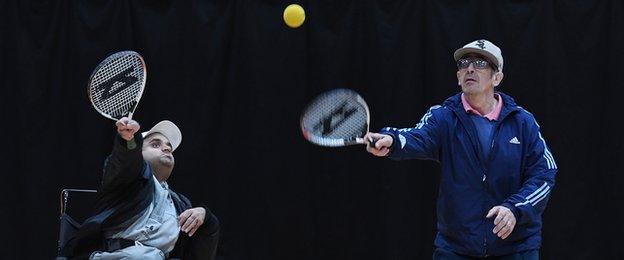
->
<box><xmin>57</xmin><ymin>188</ymin><xmax>97</xmax><ymax>257</ymax></box>
<box><xmin>60</xmin><ymin>189</ymin><xmax>97</xmax><ymax>215</ymax></box>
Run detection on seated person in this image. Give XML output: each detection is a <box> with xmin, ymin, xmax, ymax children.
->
<box><xmin>61</xmin><ymin>117</ymin><xmax>219</xmax><ymax>259</ymax></box>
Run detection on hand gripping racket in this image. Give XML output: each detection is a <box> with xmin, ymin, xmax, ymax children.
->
<box><xmin>87</xmin><ymin>51</ymin><xmax>147</xmax><ymax>121</ymax></box>
<box><xmin>300</xmin><ymin>88</ymin><xmax>377</xmax><ymax>147</ymax></box>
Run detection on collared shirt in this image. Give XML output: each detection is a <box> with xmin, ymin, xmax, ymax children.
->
<box><xmin>461</xmin><ymin>93</ymin><xmax>503</xmax><ymax>120</ymax></box>
<box><xmin>461</xmin><ymin>93</ymin><xmax>503</xmax><ymax>158</ymax></box>
<box><xmin>105</xmin><ymin>175</ymin><xmax>180</xmax><ymax>254</ymax></box>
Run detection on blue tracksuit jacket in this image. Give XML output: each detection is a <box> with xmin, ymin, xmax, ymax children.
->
<box><xmin>380</xmin><ymin>92</ymin><xmax>557</xmax><ymax>257</ymax></box>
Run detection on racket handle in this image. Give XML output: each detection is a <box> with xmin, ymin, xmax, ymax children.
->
<box><xmin>368</xmin><ymin>136</ymin><xmax>378</xmax><ymax>149</ymax></box>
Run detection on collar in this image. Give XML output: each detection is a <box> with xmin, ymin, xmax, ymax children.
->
<box><xmin>461</xmin><ymin>93</ymin><xmax>503</xmax><ymax>121</ymax></box>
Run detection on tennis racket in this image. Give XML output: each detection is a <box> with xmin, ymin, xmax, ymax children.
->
<box><xmin>300</xmin><ymin>88</ymin><xmax>377</xmax><ymax>147</ymax></box>
<box><xmin>87</xmin><ymin>51</ymin><xmax>147</xmax><ymax>121</ymax></box>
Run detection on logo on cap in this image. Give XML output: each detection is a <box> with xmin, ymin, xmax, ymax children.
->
<box><xmin>476</xmin><ymin>40</ymin><xmax>486</xmax><ymax>49</ymax></box>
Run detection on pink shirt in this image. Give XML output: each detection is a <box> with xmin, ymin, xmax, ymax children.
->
<box><xmin>461</xmin><ymin>93</ymin><xmax>503</xmax><ymax>121</ymax></box>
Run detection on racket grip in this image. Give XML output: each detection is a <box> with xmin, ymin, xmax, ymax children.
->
<box><xmin>368</xmin><ymin>136</ymin><xmax>378</xmax><ymax>149</ymax></box>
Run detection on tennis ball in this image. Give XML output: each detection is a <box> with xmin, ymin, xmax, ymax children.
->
<box><xmin>283</xmin><ymin>4</ymin><xmax>305</xmax><ymax>28</ymax></box>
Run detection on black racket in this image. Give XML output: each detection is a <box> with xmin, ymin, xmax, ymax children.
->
<box><xmin>87</xmin><ymin>51</ymin><xmax>147</xmax><ymax>121</ymax></box>
<box><xmin>300</xmin><ymin>88</ymin><xmax>377</xmax><ymax>147</ymax></box>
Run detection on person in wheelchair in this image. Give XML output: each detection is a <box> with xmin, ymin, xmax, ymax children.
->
<box><xmin>61</xmin><ymin>117</ymin><xmax>219</xmax><ymax>259</ymax></box>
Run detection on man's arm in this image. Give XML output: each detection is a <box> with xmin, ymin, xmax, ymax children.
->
<box><xmin>366</xmin><ymin>105</ymin><xmax>443</xmax><ymax>161</ymax></box>
<box><xmin>100</xmin><ymin>118</ymin><xmax>145</xmax><ymax>190</ymax></box>
<box><xmin>180</xmin><ymin>207</ymin><xmax>220</xmax><ymax>260</ymax></box>
<box><xmin>172</xmin><ymin>191</ymin><xmax>220</xmax><ymax>260</ymax></box>
<box><xmin>500</xmin><ymin>117</ymin><xmax>558</xmax><ymax>226</ymax></box>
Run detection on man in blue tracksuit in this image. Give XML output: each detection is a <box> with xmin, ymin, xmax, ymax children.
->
<box><xmin>366</xmin><ymin>39</ymin><xmax>557</xmax><ymax>259</ymax></box>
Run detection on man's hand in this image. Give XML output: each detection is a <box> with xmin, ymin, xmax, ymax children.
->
<box><xmin>486</xmin><ymin>205</ymin><xmax>516</xmax><ymax>239</ymax></box>
<box><xmin>116</xmin><ymin>117</ymin><xmax>140</xmax><ymax>141</ymax></box>
<box><xmin>365</xmin><ymin>132</ymin><xmax>393</xmax><ymax>157</ymax></box>
<box><xmin>179</xmin><ymin>207</ymin><xmax>206</xmax><ymax>237</ymax></box>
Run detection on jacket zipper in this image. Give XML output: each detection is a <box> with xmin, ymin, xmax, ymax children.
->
<box><xmin>483</xmin><ymin>166</ymin><xmax>489</xmax><ymax>257</ymax></box>
<box><xmin>451</xmin><ymin>107</ymin><xmax>491</xmax><ymax>257</ymax></box>
<box><xmin>484</xmin><ymin>236</ymin><xmax>488</xmax><ymax>256</ymax></box>
<box><xmin>483</xmin><ymin>119</ymin><xmax>505</xmax><ymax>257</ymax></box>
<box><xmin>482</xmin><ymin>108</ymin><xmax>516</xmax><ymax>257</ymax></box>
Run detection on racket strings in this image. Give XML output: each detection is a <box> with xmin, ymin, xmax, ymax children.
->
<box><xmin>90</xmin><ymin>54</ymin><xmax>144</xmax><ymax>118</ymax></box>
<box><xmin>301</xmin><ymin>89</ymin><xmax>369</xmax><ymax>146</ymax></box>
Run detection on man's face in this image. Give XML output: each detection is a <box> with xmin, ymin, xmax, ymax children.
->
<box><xmin>456</xmin><ymin>53</ymin><xmax>501</xmax><ymax>94</ymax></box>
<box><xmin>142</xmin><ymin>133</ymin><xmax>175</xmax><ymax>169</ymax></box>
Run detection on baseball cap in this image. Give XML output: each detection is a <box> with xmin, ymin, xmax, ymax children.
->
<box><xmin>141</xmin><ymin>120</ymin><xmax>182</xmax><ymax>151</ymax></box>
<box><xmin>453</xmin><ymin>39</ymin><xmax>503</xmax><ymax>72</ymax></box>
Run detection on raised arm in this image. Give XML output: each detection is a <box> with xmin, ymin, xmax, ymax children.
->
<box><xmin>100</xmin><ymin>117</ymin><xmax>145</xmax><ymax>190</ymax></box>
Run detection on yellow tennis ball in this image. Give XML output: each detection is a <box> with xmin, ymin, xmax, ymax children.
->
<box><xmin>283</xmin><ymin>4</ymin><xmax>305</xmax><ymax>28</ymax></box>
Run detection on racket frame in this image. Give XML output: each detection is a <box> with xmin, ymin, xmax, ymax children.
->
<box><xmin>87</xmin><ymin>51</ymin><xmax>147</xmax><ymax>121</ymax></box>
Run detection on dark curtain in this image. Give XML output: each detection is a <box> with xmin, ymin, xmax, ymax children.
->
<box><xmin>1</xmin><ymin>0</ymin><xmax>623</xmax><ymax>259</ymax></box>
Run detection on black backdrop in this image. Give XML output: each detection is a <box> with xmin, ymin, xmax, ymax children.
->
<box><xmin>1</xmin><ymin>0</ymin><xmax>623</xmax><ymax>259</ymax></box>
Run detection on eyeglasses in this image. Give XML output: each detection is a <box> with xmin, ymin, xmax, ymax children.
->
<box><xmin>457</xmin><ymin>58</ymin><xmax>496</xmax><ymax>70</ymax></box>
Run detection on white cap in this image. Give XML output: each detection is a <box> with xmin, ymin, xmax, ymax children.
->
<box><xmin>454</xmin><ymin>39</ymin><xmax>503</xmax><ymax>72</ymax></box>
<box><xmin>141</xmin><ymin>120</ymin><xmax>182</xmax><ymax>151</ymax></box>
